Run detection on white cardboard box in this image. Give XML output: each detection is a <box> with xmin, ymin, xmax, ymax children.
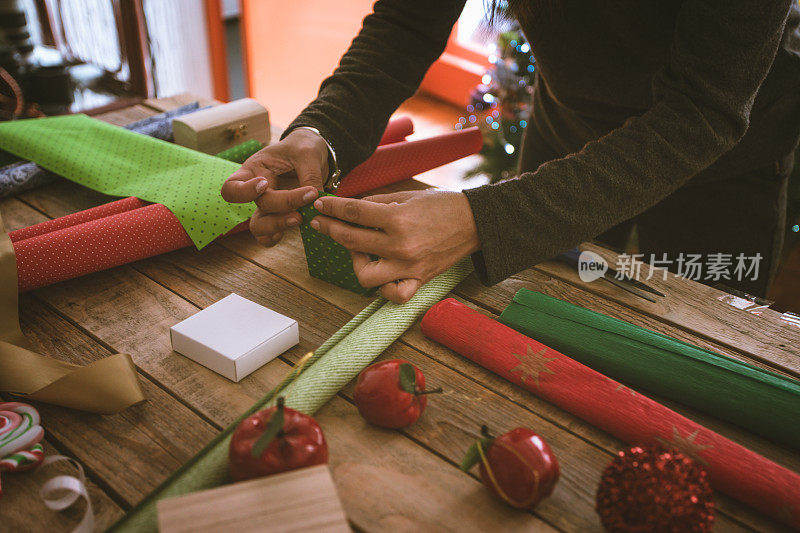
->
<box><xmin>170</xmin><ymin>293</ymin><xmax>298</xmax><ymax>382</ymax></box>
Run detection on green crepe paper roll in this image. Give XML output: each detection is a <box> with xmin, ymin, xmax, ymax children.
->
<box><xmin>108</xmin><ymin>258</ymin><xmax>473</xmax><ymax>532</ymax></box>
<box><xmin>0</xmin><ymin>115</ymin><xmax>254</xmax><ymax>249</ymax></box>
<box><xmin>215</xmin><ymin>139</ymin><xmax>263</xmax><ymax>164</ymax></box>
<box><xmin>498</xmin><ymin>289</ymin><xmax>800</xmax><ymax>448</ymax></box>
<box><xmin>298</xmin><ymin>192</ymin><xmax>377</xmax><ymax>296</ymax></box>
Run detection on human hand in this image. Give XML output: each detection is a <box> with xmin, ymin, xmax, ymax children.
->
<box><xmin>310</xmin><ymin>190</ymin><xmax>480</xmax><ymax>303</ymax></box>
<box><xmin>220</xmin><ymin>128</ymin><xmax>328</xmax><ymax>247</ymax></box>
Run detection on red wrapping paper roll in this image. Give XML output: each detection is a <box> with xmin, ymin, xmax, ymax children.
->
<box><xmin>336</xmin><ymin>127</ymin><xmax>483</xmax><ymax>197</ymax></box>
<box><xmin>13</xmin><ymin>203</ymin><xmax>247</xmax><ymax>292</ymax></box>
<box><xmin>378</xmin><ymin>116</ymin><xmax>414</xmax><ymax>145</ymax></box>
<box><xmin>11</xmin><ymin>117</ymin><xmax>413</xmax><ymax>244</ymax></box>
<box><xmin>420</xmin><ymin>298</ymin><xmax>800</xmax><ymax>529</ymax></box>
<box><xmin>10</xmin><ymin>120</ymin><xmax>472</xmax><ymax>291</ymax></box>
<box><xmin>9</xmin><ymin>197</ymin><xmax>146</xmax><ymax>243</ymax></box>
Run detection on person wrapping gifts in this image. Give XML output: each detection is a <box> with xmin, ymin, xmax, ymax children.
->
<box><xmin>221</xmin><ymin>0</ymin><xmax>800</xmax><ymax>302</ymax></box>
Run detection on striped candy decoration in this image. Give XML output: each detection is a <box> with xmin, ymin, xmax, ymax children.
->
<box><xmin>0</xmin><ymin>402</ymin><xmax>45</xmax><ymax>497</ymax></box>
<box><xmin>0</xmin><ymin>442</ymin><xmax>44</xmax><ymax>472</ymax></box>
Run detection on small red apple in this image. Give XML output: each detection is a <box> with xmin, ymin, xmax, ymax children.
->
<box><xmin>353</xmin><ymin>359</ymin><xmax>441</xmax><ymax>428</ymax></box>
<box><xmin>461</xmin><ymin>426</ymin><xmax>560</xmax><ymax>509</ymax></box>
<box><xmin>228</xmin><ymin>397</ymin><xmax>328</xmax><ymax>482</ymax></box>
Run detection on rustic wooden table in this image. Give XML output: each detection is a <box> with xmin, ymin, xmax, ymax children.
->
<box><xmin>1</xmin><ymin>94</ymin><xmax>799</xmax><ymax>532</ymax></box>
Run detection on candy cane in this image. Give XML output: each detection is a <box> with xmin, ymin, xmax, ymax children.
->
<box><xmin>0</xmin><ymin>402</ymin><xmax>44</xmax><ymax>458</ymax></box>
<box><xmin>0</xmin><ymin>442</ymin><xmax>44</xmax><ymax>472</ymax></box>
<box><xmin>0</xmin><ymin>402</ymin><xmax>45</xmax><ymax>498</ymax></box>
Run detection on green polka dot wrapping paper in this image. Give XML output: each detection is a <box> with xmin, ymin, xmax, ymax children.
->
<box><xmin>215</xmin><ymin>139</ymin><xmax>263</xmax><ymax>164</ymax></box>
<box><xmin>0</xmin><ymin>114</ymin><xmax>255</xmax><ymax>249</ymax></box>
<box><xmin>297</xmin><ymin>193</ymin><xmax>377</xmax><ymax>296</ymax></box>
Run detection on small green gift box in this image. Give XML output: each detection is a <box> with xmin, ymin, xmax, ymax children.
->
<box><xmin>298</xmin><ymin>193</ymin><xmax>377</xmax><ymax>296</ymax></box>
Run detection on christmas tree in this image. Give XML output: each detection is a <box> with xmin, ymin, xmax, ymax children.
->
<box><xmin>459</xmin><ymin>21</ymin><xmax>535</xmax><ymax>183</ymax></box>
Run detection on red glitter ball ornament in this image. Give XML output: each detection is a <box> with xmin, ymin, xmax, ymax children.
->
<box><xmin>596</xmin><ymin>445</ymin><xmax>714</xmax><ymax>532</ymax></box>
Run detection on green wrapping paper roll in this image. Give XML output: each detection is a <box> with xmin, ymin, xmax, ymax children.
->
<box><xmin>498</xmin><ymin>289</ymin><xmax>800</xmax><ymax>448</ymax></box>
<box><xmin>108</xmin><ymin>258</ymin><xmax>473</xmax><ymax>532</ymax></box>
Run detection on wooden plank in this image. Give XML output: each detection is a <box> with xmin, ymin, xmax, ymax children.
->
<box><xmin>38</xmin><ymin>277</ymin><xmax>554</xmax><ymax>530</ymax></box>
<box><xmin>17</xmin><ymin>179</ymin><xmax>119</xmax><ymax>222</ymax></box>
<box><xmin>92</xmin><ymin>103</ymin><xmax>159</xmax><ymax>126</ymax></box>
<box><xmin>19</xmin><ymin>294</ymin><xmax>219</xmax><ymax>506</ymax></box>
<box><xmin>212</xmin><ymin>212</ymin><xmax>800</xmax><ymax>469</ymax></box>
<box><xmin>188</xmin><ymin>215</ymin><xmax>798</xmax><ymax>530</ymax></box>
<box><xmin>455</xmin><ymin>271</ymin><xmax>794</xmax><ymax>376</ymax></box>
<box><xmin>129</xmin><ymin>237</ymin><xmax>760</xmax><ymax>532</ymax></box>
<box><xmin>3</xmin><ymin>198</ymin><xmax>220</xmax><ymax>509</ymax></box>
<box><xmin>9</xmin><ymin>220</ymin><xmax>556</xmax><ymax>531</ymax></box>
<box><xmin>2</xmin><ymin>187</ymin><xmax>566</xmax><ymax>532</ymax></box>
<box><xmin>157</xmin><ymin>466</ymin><xmax>349</xmax><ymax>533</ymax></box>
<box><xmin>0</xmin><ymin>441</ymin><xmax>124</xmax><ymax>532</ymax></box>
<box><xmin>143</xmin><ymin>93</ymin><xmax>217</xmax><ymax>113</ymax></box>
<box><xmin>5</xmin><ymin>95</ymin><xmax>789</xmax><ymax>531</ymax></box>
<box><xmin>534</xmin><ymin>243</ymin><xmax>800</xmax><ymax>377</ymax></box>
<box><xmin>451</xmin><ymin>274</ymin><xmax>800</xmax><ymax>466</ymax></box>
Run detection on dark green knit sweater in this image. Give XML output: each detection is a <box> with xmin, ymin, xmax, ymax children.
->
<box><xmin>285</xmin><ymin>0</ymin><xmax>800</xmax><ymax>285</ymax></box>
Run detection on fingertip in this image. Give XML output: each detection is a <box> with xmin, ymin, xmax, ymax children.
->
<box><xmin>255</xmin><ymin>178</ymin><xmax>269</xmax><ymax>194</ymax></box>
<box><xmin>379</xmin><ymin>283</ymin><xmax>399</xmax><ymax>303</ymax></box>
<box><xmin>351</xmin><ymin>251</ymin><xmax>371</xmax><ymax>271</ymax></box>
<box><xmin>397</xmin><ymin>279</ymin><xmax>421</xmax><ymax>303</ymax></box>
<box><xmin>310</xmin><ymin>217</ymin><xmax>321</xmax><ymax>230</ymax></box>
<box><xmin>384</xmin><ymin>279</ymin><xmax>419</xmax><ymax>304</ymax></box>
<box><xmin>301</xmin><ymin>187</ymin><xmax>318</xmax><ymax>205</ymax></box>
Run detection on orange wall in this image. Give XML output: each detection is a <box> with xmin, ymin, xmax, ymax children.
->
<box><xmin>241</xmin><ymin>0</ymin><xmax>376</xmax><ymax>127</ymax></box>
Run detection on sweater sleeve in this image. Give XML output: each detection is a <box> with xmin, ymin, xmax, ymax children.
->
<box><xmin>463</xmin><ymin>0</ymin><xmax>793</xmax><ymax>285</ymax></box>
<box><xmin>283</xmin><ymin>0</ymin><xmax>466</xmax><ymax>176</ymax></box>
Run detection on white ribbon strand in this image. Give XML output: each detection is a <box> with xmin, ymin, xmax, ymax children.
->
<box><xmin>39</xmin><ymin>455</ymin><xmax>95</xmax><ymax>533</ymax></box>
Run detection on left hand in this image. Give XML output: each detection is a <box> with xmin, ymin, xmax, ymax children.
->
<box><xmin>310</xmin><ymin>190</ymin><xmax>480</xmax><ymax>303</ymax></box>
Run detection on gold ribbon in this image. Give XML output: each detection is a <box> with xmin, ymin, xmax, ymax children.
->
<box><xmin>0</xmin><ymin>214</ymin><xmax>144</xmax><ymax>414</ymax></box>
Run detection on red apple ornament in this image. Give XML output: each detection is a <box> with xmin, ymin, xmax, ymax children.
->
<box><xmin>461</xmin><ymin>426</ymin><xmax>560</xmax><ymax>509</ymax></box>
<box><xmin>353</xmin><ymin>359</ymin><xmax>441</xmax><ymax>428</ymax></box>
<box><xmin>229</xmin><ymin>397</ymin><xmax>328</xmax><ymax>482</ymax></box>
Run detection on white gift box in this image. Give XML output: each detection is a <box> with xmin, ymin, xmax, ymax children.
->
<box><xmin>170</xmin><ymin>293</ymin><xmax>299</xmax><ymax>382</ymax></box>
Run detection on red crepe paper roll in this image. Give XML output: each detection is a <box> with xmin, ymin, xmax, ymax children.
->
<box><xmin>378</xmin><ymin>116</ymin><xmax>414</xmax><ymax>145</ymax></box>
<box><xmin>420</xmin><ymin>298</ymin><xmax>800</xmax><ymax>529</ymax></box>
<box><xmin>336</xmin><ymin>127</ymin><xmax>483</xmax><ymax>197</ymax></box>
<box><xmin>13</xmin><ymin>203</ymin><xmax>248</xmax><ymax>292</ymax></box>
<box><xmin>9</xmin><ymin>197</ymin><xmax>146</xmax><ymax>243</ymax></box>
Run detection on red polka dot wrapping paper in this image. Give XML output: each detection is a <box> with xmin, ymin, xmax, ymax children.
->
<box><xmin>9</xmin><ymin>197</ymin><xmax>147</xmax><ymax>242</ymax></box>
<box><xmin>0</xmin><ymin>115</ymin><xmax>254</xmax><ymax>249</ymax></box>
<box><xmin>11</xmin><ymin>203</ymin><xmax>248</xmax><ymax>292</ymax></box>
<box><xmin>420</xmin><ymin>298</ymin><xmax>800</xmax><ymax>529</ymax></box>
<box><xmin>336</xmin><ymin>127</ymin><xmax>483</xmax><ymax>197</ymax></box>
<box><xmin>8</xmin><ymin>120</ymin><xmax>479</xmax><ymax>293</ymax></box>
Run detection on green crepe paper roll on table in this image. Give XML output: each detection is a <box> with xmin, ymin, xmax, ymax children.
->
<box><xmin>498</xmin><ymin>289</ymin><xmax>800</xmax><ymax>448</ymax></box>
<box><xmin>0</xmin><ymin>114</ymin><xmax>254</xmax><ymax>249</ymax></box>
<box><xmin>107</xmin><ymin>258</ymin><xmax>473</xmax><ymax>532</ymax></box>
<box><xmin>215</xmin><ymin>139</ymin><xmax>263</xmax><ymax>164</ymax></box>
<box><xmin>298</xmin><ymin>192</ymin><xmax>377</xmax><ymax>296</ymax></box>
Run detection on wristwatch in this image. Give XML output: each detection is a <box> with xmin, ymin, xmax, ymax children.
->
<box><xmin>294</xmin><ymin>126</ymin><xmax>342</xmax><ymax>192</ymax></box>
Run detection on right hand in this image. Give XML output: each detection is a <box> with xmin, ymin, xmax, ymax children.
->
<box><xmin>220</xmin><ymin>128</ymin><xmax>329</xmax><ymax>247</ymax></box>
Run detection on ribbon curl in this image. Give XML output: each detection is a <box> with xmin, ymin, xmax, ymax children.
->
<box><xmin>0</xmin><ymin>213</ymin><xmax>144</xmax><ymax>413</ymax></box>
